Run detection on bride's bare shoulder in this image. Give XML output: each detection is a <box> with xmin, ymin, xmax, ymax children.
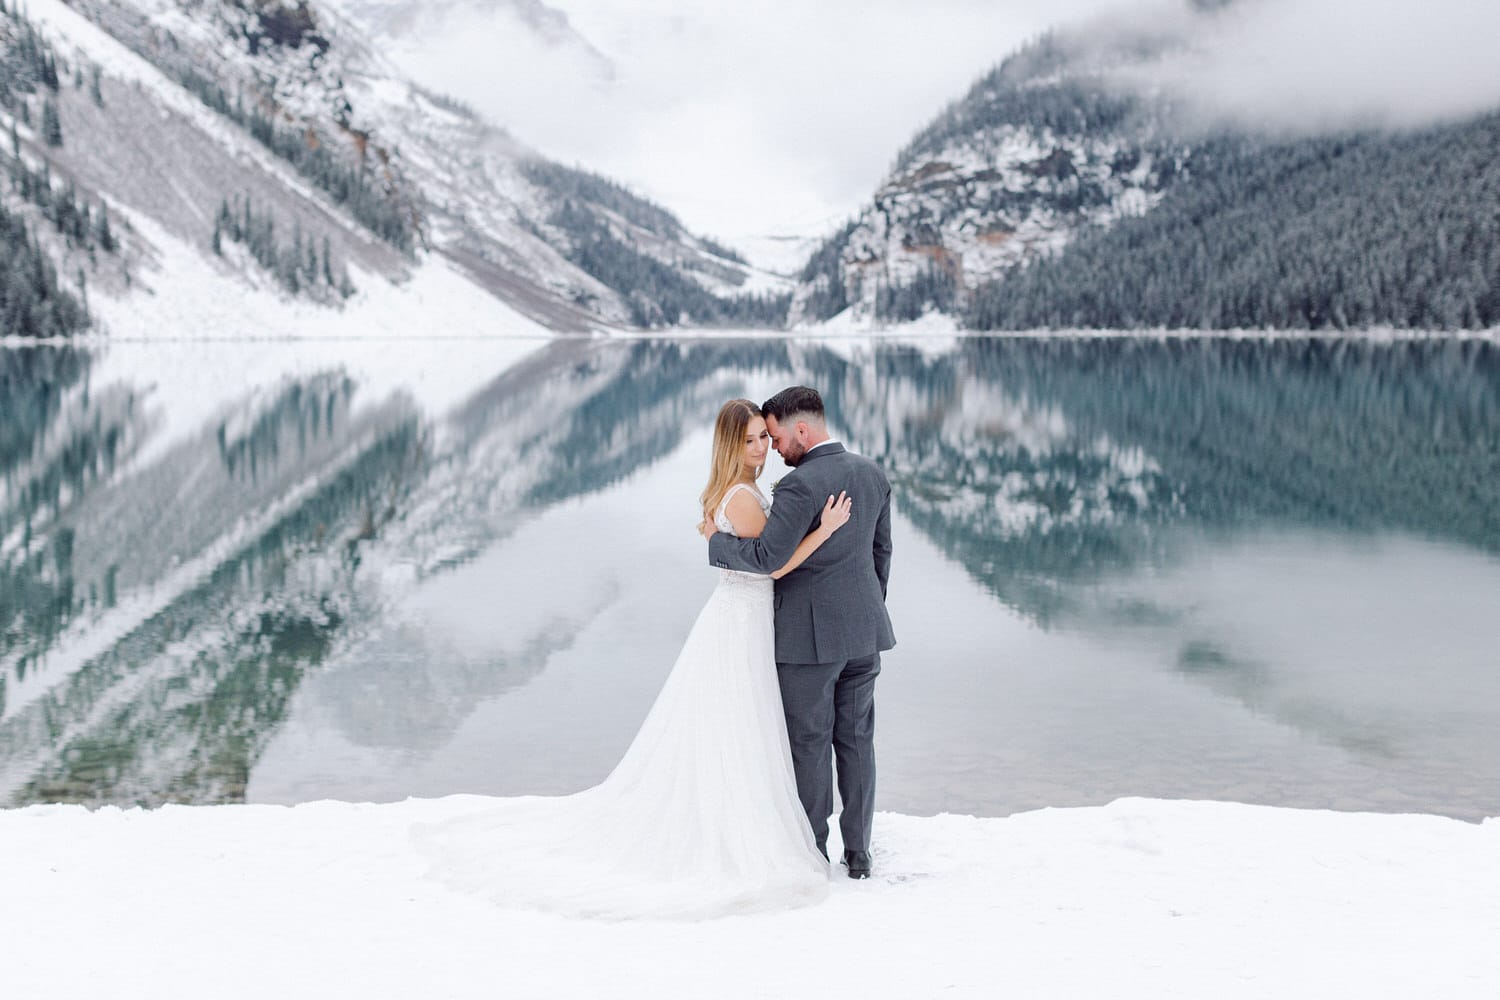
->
<box><xmin>723</xmin><ymin>485</ymin><xmax>768</xmax><ymax>536</ymax></box>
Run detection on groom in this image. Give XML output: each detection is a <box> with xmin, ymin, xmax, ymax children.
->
<box><xmin>705</xmin><ymin>386</ymin><xmax>895</xmax><ymax>879</ymax></box>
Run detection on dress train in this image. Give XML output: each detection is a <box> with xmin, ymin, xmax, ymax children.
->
<box><xmin>412</xmin><ymin>484</ymin><xmax>828</xmax><ymax>919</ymax></box>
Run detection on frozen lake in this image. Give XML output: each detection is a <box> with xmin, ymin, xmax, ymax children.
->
<box><xmin>2</xmin><ymin>334</ymin><xmax>1497</xmax><ymax>819</ymax></box>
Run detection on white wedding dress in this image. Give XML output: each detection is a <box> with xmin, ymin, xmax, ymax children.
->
<box><xmin>413</xmin><ymin>483</ymin><xmax>830</xmax><ymax>919</ymax></box>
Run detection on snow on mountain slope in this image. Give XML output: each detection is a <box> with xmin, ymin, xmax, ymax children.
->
<box><xmin>10</xmin><ymin>0</ymin><xmax>771</xmax><ymax>337</ymax></box>
<box><xmin>322</xmin><ymin>0</ymin><xmax>796</xmax><ymax>294</ymax></box>
<box><xmin>789</xmin><ymin>30</ymin><xmax>1181</xmax><ymax>327</ymax></box>
<box><xmin>326</xmin><ymin>0</ymin><xmax>614</xmax><ymax>84</ymax></box>
<box><xmin>790</xmin><ymin>2</ymin><xmax>1500</xmax><ymax>332</ymax></box>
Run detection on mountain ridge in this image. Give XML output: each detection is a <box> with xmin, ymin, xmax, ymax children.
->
<box><xmin>791</xmin><ymin>5</ymin><xmax>1500</xmax><ymax>333</ymax></box>
<box><xmin>3</xmin><ymin>0</ymin><xmax>783</xmax><ymax>338</ymax></box>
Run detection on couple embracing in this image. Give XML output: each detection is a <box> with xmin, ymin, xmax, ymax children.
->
<box><xmin>418</xmin><ymin>386</ymin><xmax>895</xmax><ymax>919</ymax></box>
<box><xmin>700</xmin><ymin>386</ymin><xmax>895</xmax><ymax>879</ymax></box>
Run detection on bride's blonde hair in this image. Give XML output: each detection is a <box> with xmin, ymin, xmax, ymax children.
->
<box><xmin>700</xmin><ymin>398</ymin><xmax>762</xmax><ymax>522</ymax></box>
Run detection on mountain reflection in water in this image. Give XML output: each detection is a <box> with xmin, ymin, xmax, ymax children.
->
<box><xmin>1</xmin><ymin>336</ymin><xmax>1496</xmax><ymax>818</ymax></box>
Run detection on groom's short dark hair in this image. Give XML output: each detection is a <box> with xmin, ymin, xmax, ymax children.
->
<box><xmin>762</xmin><ymin>386</ymin><xmax>824</xmax><ymax>424</ymax></box>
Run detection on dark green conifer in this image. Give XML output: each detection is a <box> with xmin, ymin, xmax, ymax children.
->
<box><xmin>96</xmin><ymin>203</ymin><xmax>115</xmax><ymax>253</ymax></box>
<box><xmin>41</xmin><ymin>96</ymin><xmax>61</xmax><ymax>146</ymax></box>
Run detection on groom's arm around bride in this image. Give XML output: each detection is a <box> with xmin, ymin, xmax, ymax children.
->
<box><xmin>707</xmin><ymin>423</ymin><xmax>894</xmax><ymax>666</ymax></box>
<box><xmin>702</xmin><ymin>395</ymin><xmax>888</xmax><ymax>665</ymax></box>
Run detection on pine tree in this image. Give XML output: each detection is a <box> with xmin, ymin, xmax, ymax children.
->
<box><xmin>214</xmin><ymin>192</ymin><xmax>354</xmax><ymax>298</ymax></box>
<box><xmin>0</xmin><ymin>200</ymin><xmax>89</xmax><ymax>336</ymax></box>
<box><xmin>41</xmin><ymin>97</ymin><xmax>62</xmax><ymax>147</ymax></box>
<box><xmin>96</xmin><ymin>203</ymin><xmax>115</xmax><ymax>253</ymax></box>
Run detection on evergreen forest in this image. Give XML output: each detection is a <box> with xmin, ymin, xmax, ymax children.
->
<box><xmin>0</xmin><ymin>3</ymin><xmax>94</xmax><ymax>337</ymax></box>
<box><xmin>525</xmin><ymin>161</ymin><xmax>788</xmax><ymax>328</ymax></box>
<box><xmin>830</xmin><ymin>26</ymin><xmax>1500</xmax><ymax>333</ymax></box>
<box><xmin>966</xmin><ymin>114</ymin><xmax>1500</xmax><ymax>331</ymax></box>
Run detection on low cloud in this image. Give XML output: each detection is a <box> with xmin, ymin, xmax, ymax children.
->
<box><xmin>370</xmin><ymin>0</ymin><xmax>1138</xmax><ymax>241</ymax></box>
<box><xmin>1108</xmin><ymin>0</ymin><xmax>1500</xmax><ymax>132</ymax></box>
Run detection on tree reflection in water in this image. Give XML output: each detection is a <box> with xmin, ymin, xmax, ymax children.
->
<box><xmin>0</xmin><ymin>336</ymin><xmax>1495</xmax><ymax>807</ymax></box>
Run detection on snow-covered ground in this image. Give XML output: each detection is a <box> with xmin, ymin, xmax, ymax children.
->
<box><xmin>2</xmin><ymin>796</ymin><xmax>1496</xmax><ymax>998</ymax></box>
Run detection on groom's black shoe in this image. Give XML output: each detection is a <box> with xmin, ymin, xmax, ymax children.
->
<box><xmin>841</xmin><ymin>850</ymin><xmax>872</xmax><ymax>879</ymax></box>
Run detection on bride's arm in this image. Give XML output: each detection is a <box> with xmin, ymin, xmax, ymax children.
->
<box><xmin>721</xmin><ymin>489</ymin><xmax>770</xmax><ymax>538</ymax></box>
<box><xmin>770</xmin><ymin>492</ymin><xmax>851</xmax><ymax>580</ymax></box>
<box><xmin>712</xmin><ymin>490</ymin><xmax>853</xmax><ymax>578</ymax></box>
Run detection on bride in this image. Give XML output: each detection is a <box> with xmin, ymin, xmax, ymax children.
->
<box><xmin>414</xmin><ymin>399</ymin><xmax>852</xmax><ymax>919</ymax></box>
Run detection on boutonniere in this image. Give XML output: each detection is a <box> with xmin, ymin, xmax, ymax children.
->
<box><xmin>770</xmin><ymin>478</ymin><xmax>783</xmax><ymax>495</ymax></box>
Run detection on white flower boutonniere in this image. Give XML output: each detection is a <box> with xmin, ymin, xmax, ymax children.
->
<box><xmin>770</xmin><ymin>477</ymin><xmax>784</xmax><ymax>495</ymax></box>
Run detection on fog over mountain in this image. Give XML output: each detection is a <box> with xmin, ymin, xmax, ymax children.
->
<box><xmin>788</xmin><ymin>0</ymin><xmax>1500</xmax><ymax>332</ymax></box>
<box><xmin>325</xmin><ymin>0</ymin><xmax>1500</xmax><ymax>252</ymax></box>
<box><xmin>1104</xmin><ymin>0</ymin><xmax>1500</xmax><ymax>132</ymax></box>
<box><xmin>4</xmin><ymin>1</ymin><xmax>1495</xmax><ymax>338</ymax></box>
<box><xmin>2</xmin><ymin>0</ymin><xmax>798</xmax><ymax>337</ymax></box>
<box><xmin>340</xmin><ymin>0</ymin><xmax>1141</xmax><ymax>246</ymax></box>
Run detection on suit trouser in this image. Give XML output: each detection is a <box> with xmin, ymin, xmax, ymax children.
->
<box><xmin>776</xmin><ymin>652</ymin><xmax>881</xmax><ymax>854</ymax></box>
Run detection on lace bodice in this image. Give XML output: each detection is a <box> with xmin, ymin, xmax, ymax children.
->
<box><xmin>715</xmin><ymin>483</ymin><xmax>774</xmax><ymax>591</ymax></box>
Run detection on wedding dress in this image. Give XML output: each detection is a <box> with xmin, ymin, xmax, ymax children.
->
<box><xmin>413</xmin><ymin>483</ymin><xmax>830</xmax><ymax>919</ymax></box>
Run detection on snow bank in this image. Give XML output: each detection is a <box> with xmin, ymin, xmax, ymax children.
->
<box><xmin>3</xmin><ymin>796</ymin><xmax>1496</xmax><ymax>998</ymax></box>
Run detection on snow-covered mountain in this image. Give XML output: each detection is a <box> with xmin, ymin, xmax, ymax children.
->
<box><xmin>792</xmin><ymin>2</ymin><xmax>1500</xmax><ymax>332</ymax></box>
<box><xmin>325</xmin><ymin>0</ymin><xmax>612</xmax><ymax>80</ymax></box>
<box><xmin>4</xmin><ymin>0</ymin><xmax>781</xmax><ymax>338</ymax></box>
<box><xmin>788</xmin><ymin>28</ymin><xmax>1184</xmax><ymax>327</ymax></box>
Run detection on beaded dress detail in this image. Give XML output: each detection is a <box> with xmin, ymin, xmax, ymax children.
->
<box><xmin>715</xmin><ymin>484</ymin><xmax>776</xmax><ymax>590</ymax></box>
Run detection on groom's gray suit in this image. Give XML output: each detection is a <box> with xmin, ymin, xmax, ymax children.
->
<box><xmin>709</xmin><ymin>442</ymin><xmax>894</xmax><ymax>854</ymax></box>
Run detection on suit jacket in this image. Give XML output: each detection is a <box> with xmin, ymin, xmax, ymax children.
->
<box><xmin>710</xmin><ymin>443</ymin><xmax>895</xmax><ymax>664</ymax></box>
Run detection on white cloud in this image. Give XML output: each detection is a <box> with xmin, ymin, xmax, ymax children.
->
<box><xmin>374</xmin><ymin>0</ymin><xmax>1137</xmax><ymax>244</ymax></box>
<box><xmin>1112</xmin><ymin>0</ymin><xmax>1500</xmax><ymax>132</ymax></box>
<box><xmin>366</xmin><ymin>0</ymin><xmax>1500</xmax><ymax>255</ymax></box>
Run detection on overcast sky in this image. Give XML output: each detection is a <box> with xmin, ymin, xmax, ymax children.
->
<box><xmin>378</xmin><ymin>0</ymin><xmax>1137</xmax><ymax>245</ymax></box>
<box><xmin>377</xmin><ymin>0</ymin><xmax>1500</xmax><ymax>249</ymax></box>
<box><xmin>1112</xmin><ymin>0</ymin><xmax>1500</xmax><ymax>134</ymax></box>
